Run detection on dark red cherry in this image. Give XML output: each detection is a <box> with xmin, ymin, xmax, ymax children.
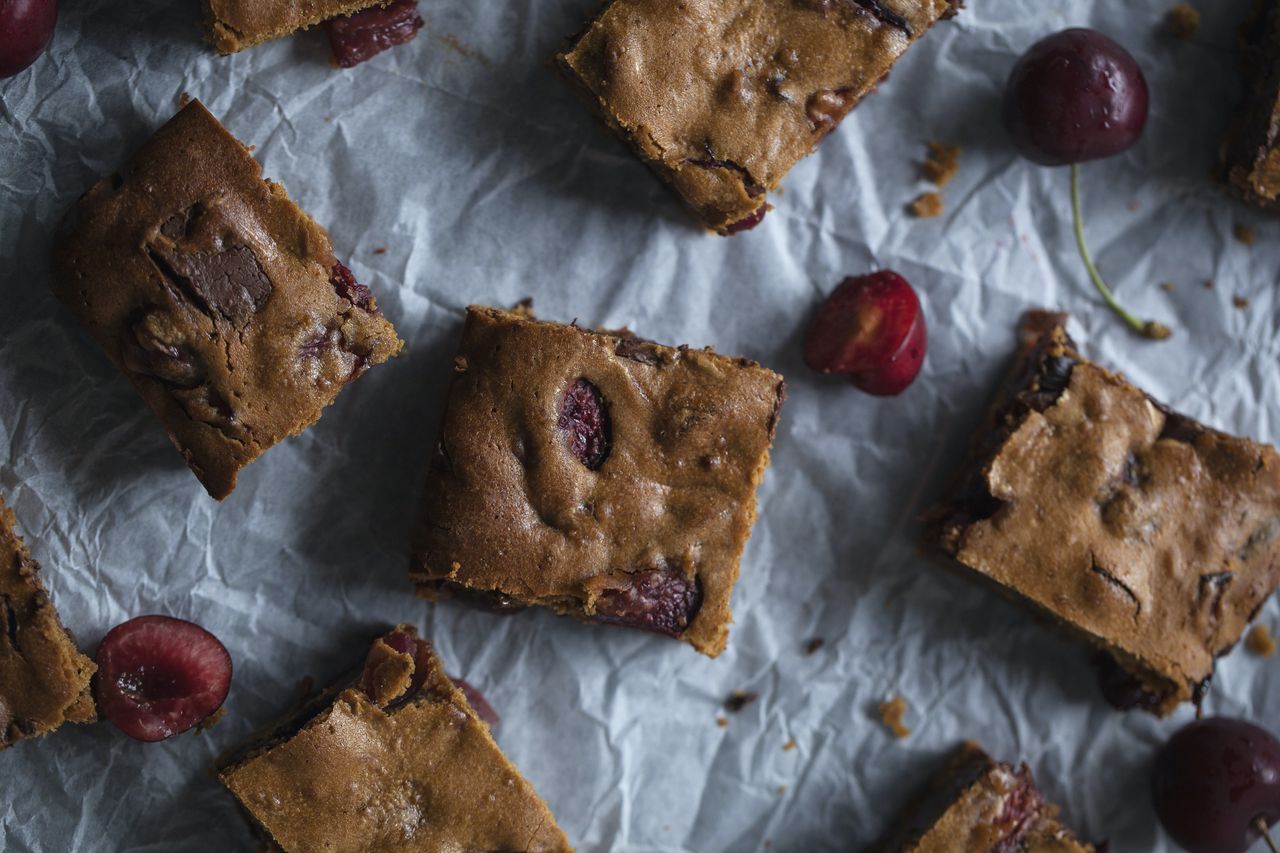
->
<box><xmin>1152</xmin><ymin>717</ymin><xmax>1280</xmax><ymax>853</ymax></box>
<box><xmin>0</xmin><ymin>0</ymin><xmax>57</xmax><ymax>79</ymax></box>
<box><xmin>1004</xmin><ymin>28</ymin><xmax>1149</xmax><ymax>166</ymax></box>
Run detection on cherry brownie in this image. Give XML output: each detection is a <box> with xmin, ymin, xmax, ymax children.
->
<box><xmin>0</xmin><ymin>496</ymin><xmax>96</xmax><ymax>750</ymax></box>
<box><xmin>217</xmin><ymin>625</ymin><xmax>572</xmax><ymax>852</ymax></box>
<box><xmin>556</xmin><ymin>0</ymin><xmax>959</xmax><ymax>235</ymax></box>
<box><xmin>410</xmin><ymin>306</ymin><xmax>785</xmax><ymax>657</ymax></box>
<box><xmin>52</xmin><ymin>100</ymin><xmax>403</xmax><ymax>500</ymax></box>
<box><xmin>928</xmin><ymin>312</ymin><xmax>1280</xmax><ymax>716</ymax></box>
<box><xmin>1221</xmin><ymin>0</ymin><xmax>1280</xmax><ymax>208</ymax></box>
<box><xmin>875</xmin><ymin>742</ymin><xmax>1093</xmax><ymax>852</ymax></box>
<box><xmin>205</xmin><ymin>0</ymin><xmax>384</xmax><ymax>53</ymax></box>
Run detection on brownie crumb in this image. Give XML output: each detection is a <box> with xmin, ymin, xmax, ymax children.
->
<box><xmin>777</xmin><ymin>785</ymin><xmax>787</xmax><ymax>795</ymax></box>
<box><xmin>920</xmin><ymin>141</ymin><xmax>961</xmax><ymax>188</ymax></box>
<box><xmin>804</xmin><ymin>637</ymin><xmax>825</xmax><ymax>655</ymax></box>
<box><xmin>1247</xmin><ymin>624</ymin><xmax>1277</xmax><ymax>657</ymax></box>
<box><xmin>1233</xmin><ymin>294</ymin><xmax>1250</xmax><ymax>310</ymax></box>
<box><xmin>716</xmin><ymin>716</ymin><xmax>729</xmax><ymax>728</ymax></box>
<box><xmin>909</xmin><ymin>192</ymin><xmax>944</xmax><ymax>219</ymax></box>
<box><xmin>782</xmin><ymin>738</ymin><xmax>797</xmax><ymax>751</ymax></box>
<box><xmin>178</xmin><ymin>92</ymin><xmax>193</xmax><ymax>108</ymax></box>
<box><xmin>1204</xmin><ymin>278</ymin><xmax>1215</xmax><ymax>290</ymax></box>
<box><xmin>878</xmin><ymin>696</ymin><xmax>912</xmax><ymax>739</ymax></box>
<box><xmin>1234</xmin><ymin>223</ymin><xmax>1257</xmax><ymax>246</ymax></box>
<box><xmin>1166</xmin><ymin>3</ymin><xmax>1200</xmax><ymax>39</ymax></box>
<box><xmin>724</xmin><ymin>690</ymin><xmax>759</xmax><ymax>713</ymax></box>
<box><xmin>1159</xmin><ymin>282</ymin><xmax>1175</xmax><ymax>293</ymax></box>
<box><xmin>373</xmin><ymin>247</ymin><xmax>387</xmax><ymax>255</ymax></box>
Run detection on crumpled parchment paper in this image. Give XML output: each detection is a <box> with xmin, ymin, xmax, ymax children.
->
<box><xmin>2</xmin><ymin>0</ymin><xmax>1277</xmax><ymax>850</ymax></box>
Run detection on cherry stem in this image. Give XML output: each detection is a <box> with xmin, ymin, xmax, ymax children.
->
<box><xmin>1070</xmin><ymin>164</ymin><xmax>1172</xmax><ymax>341</ymax></box>
<box><xmin>1258</xmin><ymin>819</ymin><xmax>1279</xmax><ymax>853</ymax></box>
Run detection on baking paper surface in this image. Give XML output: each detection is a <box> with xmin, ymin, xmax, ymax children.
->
<box><xmin>2</xmin><ymin>1</ymin><xmax>1278</xmax><ymax>850</ymax></box>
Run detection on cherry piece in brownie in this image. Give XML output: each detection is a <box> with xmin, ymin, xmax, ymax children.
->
<box><xmin>411</xmin><ymin>306</ymin><xmax>785</xmax><ymax>657</ymax></box>
<box><xmin>874</xmin><ymin>742</ymin><xmax>1094</xmax><ymax>852</ymax></box>
<box><xmin>928</xmin><ymin>312</ymin><xmax>1280</xmax><ymax>716</ymax></box>
<box><xmin>325</xmin><ymin>0</ymin><xmax>423</xmax><ymax>68</ymax></box>
<box><xmin>52</xmin><ymin>100</ymin><xmax>403</xmax><ymax>500</ymax></box>
<box><xmin>216</xmin><ymin>625</ymin><xmax>572</xmax><ymax>853</ymax></box>
<box><xmin>556</xmin><ymin>0</ymin><xmax>959</xmax><ymax>235</ymax></box>
<box><xmin>1221</xmin><ymin>0</ymin><xmax>1280</xmax><ymax>208</ymax></box>
<box><xmin>204</xmin><ymin>0</ymin><xmax>390</xmax><ymax>55</ymax></box>
<box><xmin>0</xmin><ymin>495</ymin><xmax>96</xmax><ymax>750</ymax></box>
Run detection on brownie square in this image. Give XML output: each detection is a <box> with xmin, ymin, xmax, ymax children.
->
<box><xmin>217</xmin><ymin>626</ymin><xmax>572</xmax><ymax>852</ymax></box>
<box><xmin>0</xmin><ymin>496</ymin><xmax>96</xmax><ymax>750</ymax></box>
<box><xmin>204</xmin><ymin>0</ymin><xmax>388</xmax><ymax>54</ymax></box>
<box><xmin>874</xmin><ymin>742</ymin><xmax>1093</xmax><ymax>852</ymax></box>
<box><xmin>556</xmin><ymin>0</ymin><xmax>958</xmax><ymax>235</ymax></box>
<box><xmin>1221</xmin><ymin>0</ymin><xmax>1280</xmax><ymax>208</ymax></box>
<box><xmin>927</xmin><ymin>312</ymin><xmax>1280</xmax><ymax>716</ymax></box>
<box><xmin>410</xmin><ymin>306</ymin><xmax>785</xmax><ymax>657</ymax></box>
<box><xmin>52</xmin><ymin>100</ymin><xmax>403</xmax><ymax>500</ymax></box>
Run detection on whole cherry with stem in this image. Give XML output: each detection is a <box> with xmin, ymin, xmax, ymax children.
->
<box><xmin>1004</xmin><ymin>28</ymin><xmax>1171</xmax><ymax>340</ymax></box>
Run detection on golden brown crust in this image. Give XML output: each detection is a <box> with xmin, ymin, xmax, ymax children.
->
<box><xmin>204</xmin><ymin>0</ymin><xmax>390</xmax><ymax>54</ymax></box>
<box><xmin>931</xmin><ymin>313</ymin><xmax>1280</xmax><ymax>715</ymax></box>
<box><xmin>876</xmin><ymin>743</ymin><xmax>1093</xmax><ymax>853</ymax></box>
<box><xmin>51</xmin><ymin>101</ymin><xmax>403</xmax><ymax>500</ymax></box>
<box><xmin>410</xmin><ymin>306</ymin><xmax>784</xmax><ymax>657</ymax></box>
<box><xmin>556</xmin><ymin>0</ymin><xmax>955</xmax><ymax>233</ymax></box>
<box><xmin>218</xmin><ymin>627</ymin><xmax>572</xmax><ymax>853</ymax></box>
<box><xmin>0</xmin><ymin>497</ymin><xmax>96</xmax><ymax>750</ymax></box>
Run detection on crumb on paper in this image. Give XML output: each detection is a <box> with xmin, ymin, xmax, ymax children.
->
<box><xmin>1167</xmin><ymin>3</ymin><xmax>1200</xmax><ymax>39</ymax></box>
<box><xmin>804</xmin><ymin>637</ymin><xmax>825</xmax><ymax>655</ymax></box>
<box><xmin>1204</xmin><ymin>278</ymin><xmax>1215</xmax><ymax>290</ymax></box>
<box><xmin>878</xmin><ymin>696</ymin><xmax>912</xmax><ymax>739</ymax></box>
<box><xmin>195</xmin><ymin>706</ymin><xmax>227</xmax><ymax>733</ymax></box>
<box><xmin>724</xmin><ymin>690</ymin><xmax>759</xmax><ymax>713</ymax></box>
<box><xmin>1247</xmin><ymin>625</ymin><xmax>1277</xmax><ymax>657</ymax></box>
<box><xmin>373</xmin><ymin>247</ymin><xmax>387</xmax><ymax>255</ymax></box>
<box><xmin>178</xmin><ymin>92</ymin><xmax>192</xmax><ymax>108</ymax></box>
<box><xmin>1233</xmin><ymin>294</ymin><xmax>1250</xmax><ymax>310</ymax></box>
<box><xmin>920</xmin><ymin>141</ymin><xmax>961</xmax><ymax>187</ymax></box>
<box><xmin>783</xmin><ymin>738</ymin><xmax>797</xmax><ymax>751</ymax></box>
<box><xmin>777</xmin><ymin>785</ymin><xmax>787</xmax><ymax>795</ymax></box>
<box><xmin>1234</xmin><ymin>223</ymin><xmax>1256</xmax><ymax>246</ymax></box>
<box><xmin>1159</xmin><ymin>282</ymin><xmax>1175</xmax><ymax>293</ymax></box>
<box><xmin>1126</xmin><ymin>198</ymin><xmax>1141</xmax><ymax>213</ymax></box>
<box><xmin>716</xmin><ymin>716</ymin><xmax>729</xmax><ymax>728</ymax></box>
<box><xmin>438</xmin><ymin>33</ymin><xmax>491</xmax><ymax>64</ymax></box>
<box><xmin>909</xmin><ymin>192</ymin><xmax>944</xmax><ymax>219</ymax></box>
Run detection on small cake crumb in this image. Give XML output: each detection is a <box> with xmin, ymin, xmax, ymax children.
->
<box><xmin>804</xmin><ymin>637</ymin><xmax>825</xmax><ymax>655</ymax></box>
<box><xmin>1204</xmin><ymin>278</ymin><xmax>1215</xmax><ymax>290</ymax></box>
<box><xmin>777</xmin><ymin>785</ymin><xmax>787</xmax><ymax>795</ymax></box>
<box><xmin>878</xmin><ymin>696</ymin><xmax>912</xmax><ymax>739</ymax></box>
<box><xmin>783</xmin><ymin>738</ymin><xmax>797</xmax><ymax>751</ymax></box>
<box><xmin>178</xmin><ymin>92</ymin><xmax>193</xmax><ymax>108</ymax></box>
<box><xmin>1234</xmin><ymin>223</ymin><xmax>1257</xmax><ymax>246</ymax></box>
<box><xmin>373</xmin><ymin>247</ymin><xmax>388</xmax><ymax>255</ymax></box>
<box><xmin>1233</xmin><ymin>294</ymin><xmax>1250</xmax><ymax>310</ymax></box>
<box><xmin>1159</xmin><ymin>282</ymin><xmax>1175</xmax><ymax>293</ymax></box>
<box><xmin>920</xmin><ymin>141</ymin><xmax>961</xmax><ymax>187</ymax></box>
<box><xmin>1247</xmin><ymin>625</ymin><xmax>1277</xmax><ymax>657</ymax></box>
<box><xmin>716</xmin><ymin>716</ymin><xmax>729</xmax><ymax>728</ymax></box>
<box><xmin>909</xmin><ymin>192</ymin><xmax>944</xmax><ymax>219</ymax></box>
<box><xmin>724</xmin><ymin>690</ymin><xmax>759</xmax><ymax>713</ymax></box>
<box><xmin>1167</xmin><ymin>3</ymin><xmax>1200</xmax><ymax>39</ymax></box>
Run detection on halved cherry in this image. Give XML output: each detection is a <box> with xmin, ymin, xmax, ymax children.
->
<box><xmin>95</xmin><ymin>616</ymin><xmax>232</xmax><ymax>742</ymax></box>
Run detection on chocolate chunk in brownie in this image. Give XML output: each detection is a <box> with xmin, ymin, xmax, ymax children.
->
<box><xmin>51</xmin><ymin>100</ymin><xmax>404</xmax><ymax>499</ymax></box>
<box><xmin>927</xmin><ymin>311</ymin><xmax>1280</xmax><ymax>716</ymax></box>
<box><xmin>410</xmin><ymin>306</ymin><xmax>785</xmax><ymax>657</ymax></box>
<box><xmin>556</xmin><ymin>0</ymin><xmax>958</xmax><ymax>234</ymax></box>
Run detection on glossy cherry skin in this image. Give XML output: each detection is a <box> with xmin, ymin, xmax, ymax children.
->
<box><xmin>1004</xmin><ymin>28</ymin><xmax>1149</xmax><ymax>166</ymax></box>
<box><xmin>803</xmin><ymin>271</ymin><xmax>927</xmax><ymax>397</ymax></box>
<box><xmin>0</xmin><ymin>0</ymin><xmax>57</xmax><ymax>79</ymax></box>
<box><xmin>1151</xmin><ymin>717</ymin><xmax>1280</xmax><ymax>853</ymax></box>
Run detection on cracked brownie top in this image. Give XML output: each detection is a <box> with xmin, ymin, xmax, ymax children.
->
<box><xmin>0</xmin><ymin>496</ymin><xmax>96</xmax><ymax>751</ymax></box>
<box><xmin>217</xmin><ymin>625</ymin><xmax>572</xmax><ymax>853</ymax></box>
<box><xmin>930</xmin><ymin>312</ymin><xmax>1280</xmax><ymax>716</ymax></box>
<box><xmin>875</xmin><ymin>742</ymin><xmax>1094</xmax><ymax>852</ymax></box>
<box><xmin>52</xmin><ymin>100</ymin><xmax>403</xmax><ymax>500</ymax></box>
<box><xmin>557</xmin><ymin>0</ymin><xmax>957</xmax><ymax>233</ymax></box>
<box><xmin>411</xmin><ymin>306</ymin><xmax>785</xmax><ymax>657</ymax></box>
<box><xmin>204</xmin><ymin>0</ymin><xmax>388</xmax><ymax>54</ymax></box>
